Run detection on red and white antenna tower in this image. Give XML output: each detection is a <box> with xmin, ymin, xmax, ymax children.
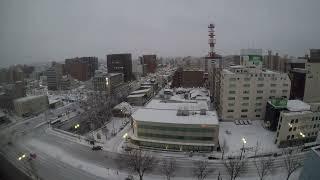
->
<box><xmin>208</xmin><ymin>23</ymin><xmax>216</xmax><ymax>59</ymax></box>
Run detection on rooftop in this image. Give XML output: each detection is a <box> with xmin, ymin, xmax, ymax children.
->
<box><xmin>146</xmin><ymin>99</ymin><xmax>208</xmax><ymax>110</ymax></box>
<box><xmin>127</xmin><ymin>94</ymin><xmax>145</xmax><ymax>98</ymax></box>
<box><xmin>14</xmin><ymin>95</ymin><xmax>47</xmax><ymax>103</ymax></box>
<box><xmin>287</xmin><ymin>100</ymin><xmax>310</xmax><ymax>112</ymax></box>
<box><xmin>130</xmin><ymin>88</ymin><xmax>151</xmax><ymax>94</ymax></box>
<box><xmin>132</xmin><ymin>108</ymin><xmax>218</xmax><ymax>125</ymax></box>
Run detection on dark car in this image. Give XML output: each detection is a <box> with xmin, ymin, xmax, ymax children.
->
<box><xmin>92</xmin><ymin>146</ymin><xmax>103</xmax><ymax>151</ymax></box>
<box><xmin>208</xmin><ymin>156</ymin><xmax>218</xmax><ymax>160</ymax></box>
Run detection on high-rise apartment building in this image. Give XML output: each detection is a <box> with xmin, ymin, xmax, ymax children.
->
<box><xmin>65</xmin><ymin>57</ymin><xmax>98</xmax><ymax>81</ymax></box>
<box><xmin>107</xmin><ymin>53</ymin><xmax>133</xmax><ymax>82</ymax></box>
<box><xmin>217</xmin><ymin>49</ymin><xmax>291</xmax><ymax>120</ymax></box>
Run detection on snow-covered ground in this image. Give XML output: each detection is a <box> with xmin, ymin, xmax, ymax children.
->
<box><xmin>219</xmin><ymin>120</ymin><xmax>279</xmax><ymax>156</ymax></box>
<box><xmin>25</xmin><ymin>138</ymin><xmax>301</xmax><ymax>180</ymax></box>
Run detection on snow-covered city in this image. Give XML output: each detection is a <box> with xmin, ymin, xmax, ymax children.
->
<box><xmin>1</xmin><ymin>1</ymin><xmax>320</xmax><ymax>180</ymax></box>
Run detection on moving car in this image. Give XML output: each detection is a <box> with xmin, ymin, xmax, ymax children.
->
<box><xmin>92</xmin><ymin>146</ymin><xmax>103</xmax><ymax>151</ymax></box>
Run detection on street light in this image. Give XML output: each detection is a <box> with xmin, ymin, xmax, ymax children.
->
<box><xmin>74</xmin><ymin>124</ymin><xmax>80</xmax><ymax>129</ymax></box>
<box><xmin>122</xmin><ymin>133</ymin><xmax>128</xmax><ymax>139</ymax></box>
<box><xmin>18</xmin><ymin>154</ymin><xmax>26</xmax><ymax>161</ymax></box>
<box><xmin>240</xmin><ymin>137</ymin><xmax>246</xmax><ymax>160</ymax></box>
<box><xmin>300</xmin><ymin>132</ymin><xmax>305</xmax><ymax>138</ymax></box>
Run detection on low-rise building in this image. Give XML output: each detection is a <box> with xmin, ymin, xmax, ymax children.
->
<box><xmin>127</xmin><ymin>94</ymin><xmax>147</xmax><ymax>106</ymax></box>
<box><xmin>275</xmin><ymin>100</ymin><xmax>320</xmax><ymax>147</ymax></box>
<box><xmin>264</xmin><ymin>98</ymin><xmax>288</xmax><ymax>131</ymax></box>
<box><xmin>13</xmin><ymin>95</ymin><xmax>49</xmax><ymax>117</ymax></box>
<box><xmin>129</xmin><ymin>90</ymin><xmax>219</xmax><ymax>152</ymax></box>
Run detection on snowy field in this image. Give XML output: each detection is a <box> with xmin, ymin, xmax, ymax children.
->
<box><xmin>219</xmin><ymin>120</ymin><xmax>279</xmax><ymax>156</ymax></box>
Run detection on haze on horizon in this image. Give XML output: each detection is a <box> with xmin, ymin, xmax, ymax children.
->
<box><xmin>1</xmin><ymin>0</ymin><xmax>320</xmax><ymax>67</ymax></box>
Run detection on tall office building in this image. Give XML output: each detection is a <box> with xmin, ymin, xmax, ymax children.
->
<box><xmin>107</xmin><ymin>53</ymin><xmax>133</xmax><ymax>82</ymax></box>
<box><xmin>217</xmin><ymin>49</ymin><xmax>291</xmax><ymax>120</ymax></box>
<box><xmin>46</xmin><ymin>62</ymin><xmax>63</xmax><ymax>91</ymax></box>
<box><xmin>289</xmin><ymin>49</ymin><xmax>320</xmax><ymax>103</ymax></box>
<box><xmin>141</xmin><ymin>55</ymin><xmax>157</xmax><ymax>74</ymax></box>
<box><xmin>65</xmin><ymin>57</ymin><xmax>98</xmax><ymax>81</ymax></box>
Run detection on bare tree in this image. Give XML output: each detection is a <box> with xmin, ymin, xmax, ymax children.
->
<box><xmin>253</xmin><ymin>143</ymin><xmax>274</xmax><ymax>180</ymax></box>
<box><xmin>119</xmin><ymin>149</ymin><xmax>158</xmax><ymax>180</ymax></box>
<box><xmin>282</xmin><ymin>148</ymin><xmax>302</xmax><ymax>180</ymax></box>
<box><xmin>161</xmin><ymin>158</ymin><xmax>177</xmax><ymax>180</ymax></box>
<box><xmin>223</xmin><ymin>155</ymin><xmax>247</xmax><ymax>180</ymax></box>
<box><xmin>193</xmin><ymin>160</ymin><xmax>214</xmax><ymax>180</ymax></box>
<box><xmin>220</xmin><ymin>138</ymin><xmax>228</xmax><ymax>160</ymax></box>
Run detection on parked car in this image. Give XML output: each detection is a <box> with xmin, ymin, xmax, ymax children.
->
<box><xmin>92</xmin><ymin>146</ymin><xmax>103</xmax><ymax>151</ymax></box>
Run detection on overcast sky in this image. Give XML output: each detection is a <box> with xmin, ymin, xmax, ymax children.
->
<box><xmin>1</xmin><ymin>0</ymin><xmax>320</xmax><ymax>67</ymax></box>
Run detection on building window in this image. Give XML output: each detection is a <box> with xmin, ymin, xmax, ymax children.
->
<box><xmin>282</xmin><ymin>90</ymin><xmax>288</xmax><ymax>93</ymax></box>
<box><xmin>256</xmin><ymin>115</ymin><xmax>261</xmax><ymax>118</ymax></box>
<box><xmin>228</xmin><ymin>97</ymin><xmax>235</xmax><ymax>100</ymax></box>
<box><xmin>312</xmin><ymin>117</ymin><xmax>314</xmax><ymax>121</ymax></box>
<box><xmin>314</xmin><ymin>124</ymin><xmax>316</xmax><ymax>128</ymax></box>
<box><xmin>287</xmin><ymin>135</ymin><xmax>290</xmax><ymax>140</ymax></box>
<box><xmin>293</xmin><ymin>127</ymin><xmax>296</xmax><ymax>131</ymax></box>
<box><xmin>277</xmin><ymin>132</ymin><xmax>279</xmax><ymax>137</ymax></box>
<box><xmin>256</xmin><ymin>96</ymin><xmax>263</xmax><ymax>100</ymax></box>
<box><xmin>289</xmin><ymin>127</ymin><xmax>292</xmax><ymax>131</ymax></box>
<box><xmin>271</xmin><ymin>84</ymin><xmax>277</xmax><ymax>87</ymax></box>
<box><xmin>241</xmin><ymin>115</ymin><xmax>247</xmax><ymax>118</ymax></box>
<box><xmin>241</xmin><ymin>109</ymin><xmax>248</xmax><ymax>112</ymax></box>
<box><xmin>244</xmin><ymin>78</ymin><xmax>250</xmax><ymax>81</ymax></box>
<box><xmin>258</xmin><ymin>77</ymin><xmax>264</xmax><ymax>81</ymax></box>
<box><xmin>242</xmin><ymin>103</ymin><xmax>249</xmax><ymax>106</ymax></box>
<box><xmin>295</xmin><ymin>119</ymin><xmax>298</xmax><ymax>123</ymax></box>
<box><xmin>243</xmin><ymin>97</ymin><xmax>249</xmax><ymax>100</ymax></box>
<box><xmin>270</xmin><ymin>90</ymin><xmax>276</xmax><ymax>93</ymax></box>
<box><xmin>243</xmin><ymin>84</ymin><xmax>250</xmax><ymax>87</ymax></box>
<box><xmin>227</xmin><ymin>109</ymin><xmax>234</xmax><ymax>112</ymax></box>
<box><xmin>291</xmin><ymin>135</ymin><xmax>294</xmax><ymax>139</ymax></box>
<box><xmin>243</xmin><ymin>90</ymin><xmax>250</xmax><ymax>94</ymax></box>
<box><xmin>228</xmin><ymin>103</ymin><xmax>235</xmax><ymax>106</ymax></box>
<box><xmin>257</xmin><ymin>90</ymin><xmax>263</xmax><ymax>94</ymax></box>
<box><xmin>255</xmin><ymin>103</ymin><xmax>262</xmax><ymax>106</ymax></box>
<box><xmin>269</xmin><ymin>96</ymin><xmax>275</xmax><ymax>99</ymax></box>
<box><xmin>278</xmin><ymin>125</ymin><xmax>281</xmax><ymax>130</ymax></box>
<box><xmin>229</xmin><ymin>84</ymin><xmax>236</xmax><ymax>88</ymax></box>
<box><xmin>257</xmin><ymin>84</ymin><xmax>264</xmax><ymax>87</ymax></box>
<box><xmin>229</xmin><ymin>91</ymin><xmax>236</xmax><ymax>94</ymax></box>
<box><xmin>255</xmin><ymin>109</ymin><xmax>261</xmax><ymax>112</ymax></box>
<box><xmin>229</xmin><ymin>78</ymin><xmax>236</xmax><ymax>81</ymax></box>
<box><xmin>291</xmin><ymin>120</ymin><xmax>294</xmax><ymax>124</ymax></box>
<box><xmin>283</xmin><ymin>83</ymin><xmax>289</xmax><ymax>86</ymax></box>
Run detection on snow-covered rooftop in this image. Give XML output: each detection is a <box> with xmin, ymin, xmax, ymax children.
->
<box><xmin>287</xmin><ymin>100</ymin><xmax>310</xmax><ymax>112</ymax></box>
<box><xmin>146</xmin><ymin>99</ymin><xmax>208</xmax><ymax>110</ymax></box>
<box><xmin>130</xmin><ymin>88</ymin><xmax>151</xmax><ymax>94</ymax></box>
<box><xmin>127</xmin><ymin>94</ymin><xmax>145</xmax><ymax>98</ymax></box>
<box><xmin>132</xmin><ymin>108</ymin><xmax>218</xmax><ymax>125</ymax></box>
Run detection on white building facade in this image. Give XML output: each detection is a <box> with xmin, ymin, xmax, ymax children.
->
<box><xmin>218</xmin><ymin>49</ymin><xmax>291</xmax><ymax>120</ymax></box>
<box><xmin>275</xmin><ymin>101</ymin><xmax>320</xmax><ymax>147</ymax></box>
